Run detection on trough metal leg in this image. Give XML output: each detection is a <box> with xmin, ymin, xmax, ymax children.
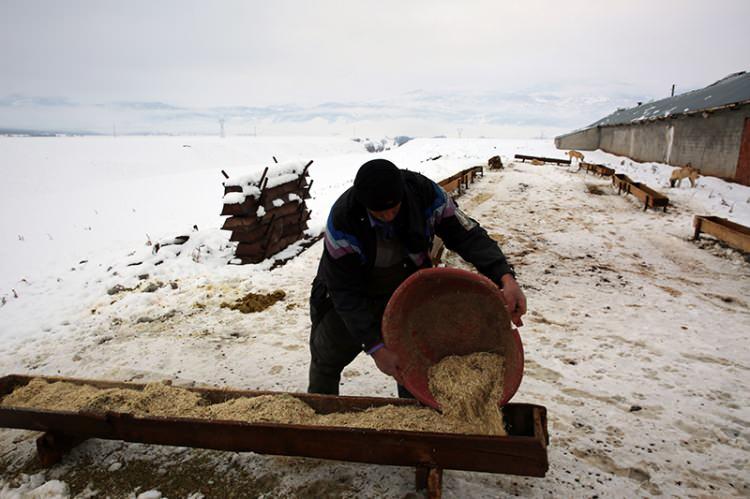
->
<box><xmin>416</xmin><ymin>466</ymin><xmax>443</xmax><ymax>498</ymax></box>
<box><xmin>693</xmin><ymin>220</ymin><xmax>703</xmax><ymax>240</ymax></box>
<box><xmin>36</xmin><ymin>432</ymin><xmax>86</xmax><ymax>467</ymax></box>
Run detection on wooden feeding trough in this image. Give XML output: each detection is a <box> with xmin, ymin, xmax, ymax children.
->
<box><xmin>611</xmin><ymin>174</ymin><xmax>669</xmax><ymax>211</ymax></box>
<box><xmin>693</xmin><ymin>216</ymin><xmax>750</xmax><ymax>253</ymax></box>
<box><xmin>514</xmin><ymin>154</ymin><xmax>571</xmax><ymax>165</ymax></box>
<box><xmin>628</xmin><ymin>182</ymin><xmax>669</xmax><ymax>211</ymax></box>
<box><xmin>612</xmin><ymin>173</ymin><xmax>669</xmax><ymax>211</ymax></box>
<box><xmin>581</xmin><ymin>162</ymin><xmax>614</xmax><ymax>177</ymax></box>
<box><xmin>0</xmin><ymin>375</ymin><xmax>549</xmax><ymax>498</ymax></box>
<box><xmin>430</xmin><ymin>166</ymin><xmax>485</xmax><ymax>264</ymax></box>
<box><xmin>438</xmin><ymin>165</ymin><xmax>483</xmax><ymax>197</ymax></box>
<box><xmin>612</xmin><ymin>173</ymin><xmax>633</xmax><ymax>194</ymax></box>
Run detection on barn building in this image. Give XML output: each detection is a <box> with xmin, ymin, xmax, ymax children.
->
<box><xmin>555</xmin><ymin>71</ymin><xmax>750</xmax><ymax>185</ymax></box>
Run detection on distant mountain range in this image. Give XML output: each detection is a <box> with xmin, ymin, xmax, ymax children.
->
<box><xmin>0</xmin><ymin>127</ymin><xmax>101</xmax><ymax>137</ymax></box>
<box><xmin>0</xmin><ymin>87</ymin><xmax>650</xmax><ymax>137</ymax></box>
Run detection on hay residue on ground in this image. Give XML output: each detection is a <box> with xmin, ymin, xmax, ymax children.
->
<box><xmin>428</xmin><ymin>352</ymin><xmax>507</xmax><ymax>435</ymax></box>
<box><xmin>220</xmin><ymin>290</ymin><xmax>286</xmax><ymax>313</ymax></box>
<box><xmin>1</xmin><ymin>356</ymin><xmax>507</xmax><ymax>435</ymax></box>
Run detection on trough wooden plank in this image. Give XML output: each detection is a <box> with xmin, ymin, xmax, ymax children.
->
<box><xmin>0</xmin><ymin>375</ymin><xmax>549</xmax><ymax>477</ymax></box>
<box><xmin>440</xmin><ymin>178</ymin><xmax>462</xmax><ymax>194</ymax></box>
<box><xmin>693</xmin><ymin>216</ymin><xmax>750</xmax><ymax>252</ymax></box>
<box><xmin>514</xmin><ymin>154</ymin><xmax>570</xmax><ymax>165</ymax></box>
<box><xmin>612</xmin><ymin>173</ymin><xmax>633</xmax><ymax>194</ymax></box>
<box><xmin>628</xmin><ymin>182</ymin><xmax>669</xmax><ymax>211</ymax></box>
<box><xmin>595</xmin><ymin>165</ymin><xmax>615</xmax><ymax>177</ymax></box>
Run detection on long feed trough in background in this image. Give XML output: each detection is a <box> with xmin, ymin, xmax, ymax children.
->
<box><xmin>513</xmin><ymin>154</ymin><xmax>571</xmax><ymax>165</ymax></box>
<box><xmin>430</xmin><ymin>165</ymin><xmax>485</xmax><ymax>264</ymax></box>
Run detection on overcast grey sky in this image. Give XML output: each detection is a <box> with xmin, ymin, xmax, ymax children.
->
<box><xmin>1</xmin><ymin>0</ymin><xmax>749</xmax><ymax>137</ymax></box>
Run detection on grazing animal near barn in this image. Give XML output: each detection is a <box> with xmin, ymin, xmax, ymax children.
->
<box><xmin>567</xmin><ymin>150</ymin><xmax>584</xmax><ymax>163</ymax></box>
<box><xmin>531</xmin><ymin>159</ymin><xmax>545</xmax><ymax>166</ymax></box>
<box><xmin>669</xmin><ymin>164</ymin><xmax>700</xmax><ymax>188</ymax></box>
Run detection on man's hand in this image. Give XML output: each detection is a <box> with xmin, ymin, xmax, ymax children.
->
<box><xmin>371</xmin><ymin>346</ymin><xmax>402</xmax><ymax>383</ymax></box>
<box><xmin>501</xmin><ymin>273</ymin><xmax>527</xmax><ymax>327</ymax></box>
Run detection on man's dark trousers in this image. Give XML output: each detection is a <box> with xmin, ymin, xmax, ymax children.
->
<box><xmin>308</xmin><ymin>305</ymin><xmax>414</xmax><ymax>399</ymax></box>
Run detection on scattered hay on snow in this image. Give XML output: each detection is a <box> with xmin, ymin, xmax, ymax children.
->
<box><xmin>220</xmin><ymin>290</ymin><xmax>286</xmax><ymax>313</ymax></box>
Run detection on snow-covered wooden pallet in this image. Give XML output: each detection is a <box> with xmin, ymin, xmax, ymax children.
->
<box><xmin>221</xmin><ymin>160</ymin><xmax>313</xmax><ymax>264</ymax></box>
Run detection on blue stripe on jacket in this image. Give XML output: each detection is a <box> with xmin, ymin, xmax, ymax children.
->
<box><xmin>324</xmin><ymin>210</ymin><xmax>365</xmax><ymax>263</ymax></box>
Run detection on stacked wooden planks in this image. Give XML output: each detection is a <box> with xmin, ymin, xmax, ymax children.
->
<box><xmin>221</xmin><ymin>160</ymin><xmax>313</xmax><ymax>264</ymax></box>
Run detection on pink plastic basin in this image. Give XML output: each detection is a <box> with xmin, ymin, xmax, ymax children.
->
<box><xmin>382</xmin><ymin>267</ymin><xmax>524</xmax><ymax>409</ymax></box>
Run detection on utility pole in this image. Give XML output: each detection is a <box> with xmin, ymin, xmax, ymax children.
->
<box><xmin>457</xmin><ymin>128</ymin><xmax>463</xmax><ymax>139</ymax></box>
<box><xmin>671</xmin><ymin>84</ymin><xmax>675</xmax><ymax>97</ymax></box>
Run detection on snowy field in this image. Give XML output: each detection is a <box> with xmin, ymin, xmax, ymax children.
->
<box><xmin>1</xmin><ymin>136</ymin><xmax>749</xmax><ymax>497</ymax></box>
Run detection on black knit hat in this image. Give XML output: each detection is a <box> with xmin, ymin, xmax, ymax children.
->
<box><xmin>353</xmin><ymin>159</ymin><xmax>404</xmax><ymax>211</ymax></box>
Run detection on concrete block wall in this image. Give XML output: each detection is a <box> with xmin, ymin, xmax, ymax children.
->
<box><xmin>668</xmin><ymin>107</ymin><xmax>750</xmax><ymax>178</ymax></box>
<box><xmin>554</xmin><ymin>126</ymin><xmax>599</xmax><ymax>150</ymax></box>
<box><xmin>601</xmin><ymin>121</ymin><xmax>669</xmax><ymax>164</ymax></box>
<box><xmin>556</xmin><ymin>103</ymin><xmax>750</xmax><ymax>181</ymax></box>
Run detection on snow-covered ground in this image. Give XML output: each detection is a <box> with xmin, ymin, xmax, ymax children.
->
<box><xmin>0</xmin><ymin>136</ymin><xmax>749</xmax><ymax>498</ymax></box>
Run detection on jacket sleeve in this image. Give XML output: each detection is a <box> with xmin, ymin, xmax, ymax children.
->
<box><xmin>429</xmin><ymin>182</ymin><xmax>515</xmax><ymax>287</ymax></box>
<box><xmin>320</xmin><ymin>210</ymin><xmax>382</xmax><ymax>351</ymax></box>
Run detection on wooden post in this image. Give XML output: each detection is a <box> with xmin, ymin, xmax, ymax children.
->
<box><xmin>416</xmin><ymin>467</ymin><xmax>443</xmax><ymax>498</ymax></box>
<box><xmin>257</xmin><ymin>167</ymin><xmax>269</xmax><ymax>189</ymax></box>
<box><xmin>302</xmin><ymin>159</ymin><xmax>314</xmax><ymax>176</ymax></box>
<box><xmin>257</xmin><ymin>177</ymin><xmax>269</xmax><ymax>205</ymax></box>
<box><xmin>303</xmin><ymin>179</ymin><xmax>314</xmax><ymax>199</ymax></box>
<box><xmin>36</xmin><ymin>432</ymin><xmax>86</xmax><ymax>467</ymax></box>
<box><xmin>264</xmin><ymin>214</ymin><xmax>277</xmax><ymax>235</ymax></box>
<box><xmin>261</xmin><ymin>216</ymin><xmax>278</xmax><ymax>260</ymax></box>
<box><xmin>693</xmin><ymin>217</ymin><xmax>703</xmax><ymax>240</ymax></box>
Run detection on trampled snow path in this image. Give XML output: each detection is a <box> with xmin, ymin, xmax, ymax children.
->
<box><xmin>1</xmin><ymin>157</ymin><xmax>749</xmax><ymax>497</ymax></box>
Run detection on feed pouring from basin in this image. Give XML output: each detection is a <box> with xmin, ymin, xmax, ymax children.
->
<box><xmin>382</xmin><ymin>267</ymin><xmax>524</xmax><ymax>409</ymax></box>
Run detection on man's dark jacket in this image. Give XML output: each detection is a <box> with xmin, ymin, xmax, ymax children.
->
<box><xmin>311</xmin><ymin>169</ymin><xmax>514</xmax><ymax>352</ymax></box>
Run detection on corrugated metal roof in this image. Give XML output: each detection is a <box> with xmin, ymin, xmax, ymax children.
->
<box><xmin>587</xmin><ymin>71</ymin><xmax>750</xmax><ymax>128</ymax></box>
